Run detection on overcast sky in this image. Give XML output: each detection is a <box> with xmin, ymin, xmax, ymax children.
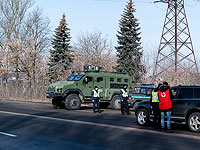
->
<box><xmin>35</xmin><ymin>0</ymin><xmax>200</xmax><ymax>57</ymax></box>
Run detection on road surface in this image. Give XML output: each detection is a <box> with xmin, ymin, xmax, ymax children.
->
<box><xmin>0</xmin><ymin>100</ymin><xmax>199</xmax><ymax>150</ymax></box>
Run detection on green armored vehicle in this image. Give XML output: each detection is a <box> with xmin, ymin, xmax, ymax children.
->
<box><xmin>46</xmin><ymin>66</ymin><xmax>132</xmax><ymax>110</ymax></box>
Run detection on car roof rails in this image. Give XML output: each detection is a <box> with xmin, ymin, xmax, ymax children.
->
<box><xmin>178</xmin><ymin>84</ymin><xmax>200</xmax><ymax>86</ymax></box>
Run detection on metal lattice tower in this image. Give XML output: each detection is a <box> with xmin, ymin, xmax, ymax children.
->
<box><xmin>153</xmin><ymin>0</ymin><xmax>198</xmax><ymax>84</ymax></box>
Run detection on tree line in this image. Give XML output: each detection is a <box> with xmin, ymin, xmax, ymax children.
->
<box><xmin>0</xmin><ymin>0</ymin><xmax>145</xmax><ymax>101</ymax></box>
<box><xmin>48</xmin><ymin>0</ymin><xmax>145</xmax><ymax>84</ymax></box>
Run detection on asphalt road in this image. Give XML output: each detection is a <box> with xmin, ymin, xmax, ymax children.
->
<box><xmin>0</xmin><ymin>100</ymin><xmax>199</xmax><ymax>150</ymax></box>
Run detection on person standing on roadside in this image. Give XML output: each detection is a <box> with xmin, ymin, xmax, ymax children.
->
<box><xmin>91</xmin><ymin>86</ymin><xmax>101</xmax><ymax>113</ymax></box>
<box><xmin>120</xmin><ymin>85</ymin><xmax>131</xmax><ymax>115</ymax></box>
<box><xmin>150</xmin><ymin>83</ymin><xmax>162</xmax><ymax>129</ymax></box>
<box><xmin>158</xmin><ymin>82</ymin><xmax>173</xmax><ymax>133</ymax></box>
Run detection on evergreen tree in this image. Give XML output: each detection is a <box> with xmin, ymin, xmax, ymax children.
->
<box><xmin>48</xmin><ymin>14</ymin><xmax>73</xmax><ymax>82</ymax></box>
<box><xmin>115</xmin><ymin>0</ymin><xmax>145</xmax><ymax>83</ymax></box>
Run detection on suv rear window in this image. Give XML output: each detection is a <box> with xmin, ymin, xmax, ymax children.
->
<box><xmin>194</xmin><ymin>88</ymin><xmax>200</xmax><ymax>98</ymax></box>
<box><xmin>177</xmin><ymin>88</ymin><xmax>193</xmax><ymax>99</ymax></box>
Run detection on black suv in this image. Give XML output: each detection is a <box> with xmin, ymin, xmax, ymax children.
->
<box><xmin>135</xmin><ymin>85</ymin><xmax>200</xmax><ymax>132</ymax></box>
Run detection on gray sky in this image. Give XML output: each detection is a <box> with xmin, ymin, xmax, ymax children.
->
<box><xmin>35</xmin><ymin>0</ymin><xmax>200</xmax><ymax>57</ymax></box>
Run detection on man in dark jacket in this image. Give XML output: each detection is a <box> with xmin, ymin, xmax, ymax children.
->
<box><xmin>158</xmin><ymin>82</ymin><xmax>173</xmax><ymax>133</ymax></box>
<box><xmin>150</xmin><ymin>83</ymin><xmax>162</xmax><ymax>129</ymax></box>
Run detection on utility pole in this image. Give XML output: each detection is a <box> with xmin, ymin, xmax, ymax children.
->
<box><xmin>153</xmin><ymin>0</ymin><xmax>198</xmax><ymax>85</ymax></box>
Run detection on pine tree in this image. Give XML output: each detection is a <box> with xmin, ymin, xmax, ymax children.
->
<box><xmin>48</xmin><ymin>14</ymin><xmax>73</xmax><ymax>82</ymax></box>
<box><xmin>115</xmin><ymin>0</ymin><xmax>145</xmax><ymax>83</ymax></box>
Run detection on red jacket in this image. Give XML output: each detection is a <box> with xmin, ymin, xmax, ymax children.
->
<box><xmin>158</xmin><ymin>89</ymin><xmax>172</xmax><ymax>110</ymax></box>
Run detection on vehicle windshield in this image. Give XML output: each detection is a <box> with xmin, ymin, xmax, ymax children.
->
<box><xmin>133</xmin><ymin>87</ymin><xmax>154</xmax><ymax>95</ymax></box>
<box><xmin>67</xmin><ymin>74</ymin><xmax>84</xmax><ymax>81</ymax></box>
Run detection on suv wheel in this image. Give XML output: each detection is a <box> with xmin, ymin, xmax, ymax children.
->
<box><xmin>188</xmin><ymin>112</ymin><xmax>200</xmax><ymax>133</ymax></box>
<box><xmin>136</xmin><ymin>109</ymin><xmax>149</xmax><ymax>126</ymax></box>
<box><xmin>65</xmin><ymin>94</ymin><xmax>81</xmax><ymax>110</ymax></box>
<box><xmin>110</xmin><ymin>95</ymin><xmax>121</xmax><ymax>110</ymax></box>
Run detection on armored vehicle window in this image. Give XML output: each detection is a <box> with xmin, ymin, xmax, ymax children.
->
<box><xmin>124</xmin><ymin>79</ymin><xmax>128</xmax><ymax>83</ymax></box>
<box><xmin>74</xmin><ymin>74</ymin><xmax>84</xmax><ymax>81</ymax></box>
<box><xmin>97</xmin><ymin>77</ymin><xmax>103</xmax><ymax>82</ymax></box>
<box><xmin>177</xmin><ymin>88</ymin><xmax>193</xmax><ymax>99</ymax></box>
<box><xmin>67</xmin><ymin>74</ymin><xmax>84</xmax><ymax>81</ymax></box>
<box><xmin>110</xmin><ymin>83</ymin><xmax>127</xmax><ymax>89</ymax></box>
<box><xmin>110</xmin><ymin>78</ymin><xmax>114</xmax><ymax>82</ymax></box>
<box><xmin>194</xmin><ymin>88</ymin><xmax>200</xmax><ymax>98</ymax></box>
<box><xmin>67</xmin><ymin>75</ymin><xmax>76</xmax><ymax>81</ymax></box>
<box><xmin>117</xmin><ymin>78</ymin><xmax>121</xmax><ymax>82</ymax></box>
<box><xmin>87</xmin><ymin>77</ymin><xmax>93</xmax><ymax>82</ymax></box>
<box><xmin>84</xmin><ymin>76</ymin><xmax>93</xmax><ymax>83</ymax></box>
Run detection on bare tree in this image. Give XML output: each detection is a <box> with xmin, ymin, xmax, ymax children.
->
<box><xmin>0</xmin><ymin>0</ymin><xmax>51</xmax><ymax>100</ymax></box>
<box><xmin>73</xmin><ymin>31</ymin><xmax>116</xmax><ymax>72</ymax></box>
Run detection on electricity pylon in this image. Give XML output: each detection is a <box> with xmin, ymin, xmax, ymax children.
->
<box><xmin>153</xmin><ymin>0</ymin><xmax>198</xmax><ymax>84</ymax></box>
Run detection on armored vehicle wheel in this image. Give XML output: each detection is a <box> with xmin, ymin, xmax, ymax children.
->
<box><xmin>65</xmin><ymin>94</ymin><xmax>81</xmax><ymax>110</ymax></box>
<box><xmin>188</xmin><ymin>112</ymin><xmax>200</xmax><ymax>133</ymax></box>
<box><xmin>110</xmin><ymin>95</ymin><xmax>121</xmax><ymax>110</ymax></box>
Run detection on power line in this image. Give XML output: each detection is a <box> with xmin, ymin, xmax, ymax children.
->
<box><xmin>153</xmin><ymin>2</ymin><xmax>166</xmax><ymax>11</ymax></box>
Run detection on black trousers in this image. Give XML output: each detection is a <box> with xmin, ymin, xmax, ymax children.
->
<box><xmin>121</xmin><ymin>100</ymin><xmax>129</xmax><ymax>114</ymax></box>
<box><xmin>152</xmin><ymin>108</ymin><xmax>160</xmax><ymax>128</ymax></box>
<box><xmin>93</xmin><ymin>98</ymin><xmax>100</xmax><ymax>113</ymax></box>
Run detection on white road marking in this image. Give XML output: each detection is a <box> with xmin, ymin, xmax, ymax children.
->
<box><xmin>0</xmin><ymin>131</ymin><xmax>17</xmax><ymax>137</ymax></box>
<box><xmin>0</xmin><ymin>110</ymin><xmax>199</xmax><ymax>140</ymax></box>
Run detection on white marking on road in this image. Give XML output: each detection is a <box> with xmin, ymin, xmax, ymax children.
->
<box><xmin>0</xmin><ymin>131</ymin><xmax>17</xmax><ymax>137</ymax></box>
<box><xmin>0</xmin><ymin>110</ymin><xmax>199</xmax><ymax>140</ymax></box>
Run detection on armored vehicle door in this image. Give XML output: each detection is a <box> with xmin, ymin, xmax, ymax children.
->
<box><xmin>82</xmin><ymin>76</ymin><xmax>94</xmax><ymax>99</ymax></box>
<box><xmin>94</xmin><ymin>77</ymin><xmax>106</xmax><ymax>99</ymax></box>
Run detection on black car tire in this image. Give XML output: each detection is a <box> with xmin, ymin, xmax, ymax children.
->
<box><xmin>136</xmin><ymin>109</ymin><xmax>150</xmax><ymax>126</ymax></box>
<box><xmin>65</xmin><ymin>94</ymin><xmax>81</xmax><ymax>110</ymax></box>
<box><xmin>188</xmin><ymin>112</ymin><xmax>200</xmax><ymax>133</ymax></box>
<box><xmin>110</xmin><ymin>95</ymin><xmax>121</xmax><ymax>110</ymax></box>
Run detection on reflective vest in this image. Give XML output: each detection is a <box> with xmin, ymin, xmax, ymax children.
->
<box><xmin>121</xmin><ymin>89</ymin><xmax>128</xmax><ymax>97</ymax></box>
<box><xmin>93</xmin><ymin>90</ymin><xmax>100</xmax><ymax>98</ymax></box>
<box><xmin>158</xmin><ymin>89</ymin><xmax>172</xmax><ymax>110</ymax></box>
<box><xmin>152</xmin><ymin>91</ymin><xmax>159</xmax><ymax>103</ymax></box>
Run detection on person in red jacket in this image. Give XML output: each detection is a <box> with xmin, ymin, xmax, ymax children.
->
<box><xmin>158</xmin><ymin>82</ymin><xmax>173</xmax><ymax>133</ymax></box>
